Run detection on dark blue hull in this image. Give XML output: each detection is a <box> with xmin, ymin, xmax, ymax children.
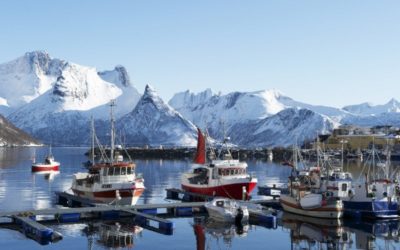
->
<box><xmin>343</xmin><ymin>200</ymin><xmax>398</xmax><ymax>219</ymax></box>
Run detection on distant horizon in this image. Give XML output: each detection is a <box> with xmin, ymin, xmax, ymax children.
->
<box><xmin>1</xmin><ymin>1</ymin><xmax>399</xmax><ymax>108</ymax></box>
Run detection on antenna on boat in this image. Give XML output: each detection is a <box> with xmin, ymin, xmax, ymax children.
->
<box><xmin>110</xmin><ymin>99</ymin><xmax>116</xmax><ymax>163</ymax></box>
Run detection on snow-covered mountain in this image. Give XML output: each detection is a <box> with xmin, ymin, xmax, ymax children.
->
<box><xmin>342</xmin><ymin>112</ymin><xmax>400</xmax><ymax>127</ymax></box>
<box><xmin>169</xmin><ymin>89</ymin><xmax>344</xmax><ymax>140</ymax></box>
<box><xmin>229</xmin><ymin>108</ymin><xmax>335</xmax><ymax>147</ymax></box>
<box><xmin>1</xmin><ymin>51</ymin><xmax>141</xmax><ymax>145</ymax></box>
<box><xmin>169</xmin><ymin>88</ymin><xmax>400</xmax><ymax>147</ymax></box>
<box><xmin>0</xmin><ymin>51</ymin><xmax>64</xmax><ymax>115</ymax></box>
<box><xmin>1</xmin><ymin>51</ymin><xmax>140</xmax><ymax>119</ymax></box>
<box><xmin>3</xmin><ymin>51</ymin><xmax>400</xmax><ymax>148</ymax></box>
<box><xmin>118</xmin><ymin>85</ymin><xmax>197</xmax><ymax>146</ymax></box>
<box><xmin>343</xmin><ymin>98</ymin><xmax>400</xmax><ymax>116</ymax></box>
<box><xmin>0</xmin><ymin>114</ymin><xmax>40</xmax><ymax>146</ymax></box>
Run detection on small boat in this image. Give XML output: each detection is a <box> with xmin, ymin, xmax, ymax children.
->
<box><xmin>181</xmin><ymin>128</ymin><xmax>257</xmax><ymax>200</ymax></box>
<box><xmin>205</xmin><ymin>197</ymin><xmax>249</xmax><ymax>224</ymax></box>
<box><xmin>32</xmin><ymin>147</ymin><xmax>60</xmax><ymax>172</ymax></box>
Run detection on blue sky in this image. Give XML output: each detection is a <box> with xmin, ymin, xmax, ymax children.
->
<box><xmin>1</xmin><ymin>1</ymin><xmax>399</xmax><ymax>108</ymax></box>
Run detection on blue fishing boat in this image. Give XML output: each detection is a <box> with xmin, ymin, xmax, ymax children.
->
<box><xmin>343</xmin><ymin>141</ymin><xmax>399</xmax><ymax>219</ymax></box>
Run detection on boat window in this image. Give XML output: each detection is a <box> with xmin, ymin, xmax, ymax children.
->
<box><xmin>108</xmin><ymin>167</ymin><xmax>114</xmax><ymax>176</ymax></box>
<box><xmin>216</xmin><ymin>200</ymin><xmax>224</xmax><ymax>207</ymax></box>
<box><xmin>127</xmin><ymin>167</ymin><xmax>132</xmax><ymax>175</ymax></box>
<box><xmin>121</xmin><ymin>167</ymin><xmax>127</xmax><ymax>175</ymax></box>
<box><xmin>102</xmin><ymin>169</ymin><xmax>107</xmax><ymax>176</ymax></box>
<box><xmin>218</xmin><ymin>169</ymin><xmax>222</xmax><ymax>175</ymax></box>
<box><xmin>230</xmin><ymin>169</ymin><xmax>234</xmax><ymax>175</ymax></box>
<box><xmin>234</xmin><ymin>169</ymin><xmax>238</xmax><ymax>175</ymax></box>
<box><xmin>341</xmin><ymin>183</ymin><xmax>347</xmax><ymax>192</ymax></box>
<box><xmin>114</xmin><ymin>167</ymin><xmax>121</xmax><ymax>176</ymax></box>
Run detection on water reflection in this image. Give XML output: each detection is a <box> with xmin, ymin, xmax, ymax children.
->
<box><xmin>82</xmin><ymin>220</ymin><xmax>143</xmax><ymax>249</ymax></box>
<box><xmin>1</xmin><ymin>148</ymin><xmax>400</xmax><ymax>249</ymax></box>
<box><xmin>32</xmin><ymin>171</ymin><xmax>60</xmax><ymax>182</ymax></box>
<box><xmin>281</xmin><ymin>211</ymin><xmax>400</xmax><ymax>250</ymax></box>
<box><xmin>192</xmin><ymin>217</ymin><xmax>250</xmax><ymax>250</ymax></box>
<box><xmin>281</xmin><ymin>212</ymin><xmax>351</xmax><ymax>250</ymax></box>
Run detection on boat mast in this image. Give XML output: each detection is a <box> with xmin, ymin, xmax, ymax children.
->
<box><xmin>372</xmin><ymin>136</ymin><xmax>375</xmax><ymax>182</ymax></box>
<box><xmin>110</xmin><ymin>100</ymin><xmax>116</xmax><ymax>163</ymax></box>
<box><xmin>385</xmin><ymin>137</ymin><xmax>391</xmax><ymax>180</ymax></box>
<box><xmin>91</xmin><ymin>116</ymin><xmax>95</xmax><ymax>164</ymax></box>
<box><xmin>293</xmin><ymin>144</ymin><xmax>298</xmax><ymax>170</ymax></box>
<box><xmin>316</xmin><ymin>136</ymin><xmax>320</xmax><ymax>168</ymax></box>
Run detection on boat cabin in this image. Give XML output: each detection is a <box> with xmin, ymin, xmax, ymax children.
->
<box><xmin>45</xmin><ymin>156</ymin><xmax>54</xmax><ymax>164</ymax></box>
<box><xmin>78</xmin><ymin>163</ymin><xmax>137</xmax><ymax>186</ymax></box>
<box><xmin>188</xmin><ymin>164</ymin><xmax>249</xmax><ymax>185</ymax></box>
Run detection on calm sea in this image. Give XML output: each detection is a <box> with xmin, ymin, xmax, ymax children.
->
<box><xmin>0</xmin><ymin>147</ymin><xmax>399</xmax><ymax>249</ymax></box>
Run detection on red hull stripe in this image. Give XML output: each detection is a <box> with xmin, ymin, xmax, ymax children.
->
<box><xmin>32</xmin><ymin>165</ymin><xmax>59</xmax><ymax>172</ymax></box>
<box><xmin>182</xmin><ymin>182</ymin><xmax>257</xmax><ymax>200</ymax></box>
<box><xmin>73</xmin><ymin>188</ymin><xmax>145</xmax><ymax>198</ymax></box>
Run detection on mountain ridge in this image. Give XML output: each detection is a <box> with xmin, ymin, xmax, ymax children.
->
<box><xmin>2</xmin><ymin>51</ymin><xmax>400</xmax><ymax>147</ymax></box>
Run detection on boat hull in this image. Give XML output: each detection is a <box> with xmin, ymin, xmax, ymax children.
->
<box><xmin>182</xmin><ymin>181</ymin><xmax>257</xmax><ymax>200</ymax></box>
<box><xmin>32</xmin><ymin>164</ymin><xmax>60</xmax><ymax>172</ymax></box>
<box><xmin>206</xmin><ymin>206</ymin><xmax>249</xmax><ymax>223</ymax></box>
<box><xmin>343</xmin><ymin>200</ymin><xmax>399</xmax><ymax>219</ymax></box>
<box><xmin>72</xmin><ymin>187</ymin><xmax>144</xmax><ymax>206</ymax></box>
<box><xmin>280</xmin><ymin>194</ymin><xmax>343</xmax><ymax>219</ymax></box>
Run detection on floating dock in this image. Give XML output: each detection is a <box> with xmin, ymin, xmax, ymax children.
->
<box><xmin>0</xmin><ymin>189</ymin><xmax>279</xmax><ymax>245</ymax></box>
<box><xmin>0</xmin><ymin>193</ymin><xmax>207</xmax><ymax>245</ymax></box>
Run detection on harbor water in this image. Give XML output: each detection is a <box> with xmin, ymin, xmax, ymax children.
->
<box><xmin>0</xmin><ymin>147</ymin><xmax>399</xmax><ymax>249</ymax></box>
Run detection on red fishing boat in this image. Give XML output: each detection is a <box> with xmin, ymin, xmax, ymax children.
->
<box><xmin>181</xmin><ymin>128</ymin><xmax>257</xmax><ymax>200</ymax></box>
<box><xmin>32</xmin><ymin>147</ymin><xmax>60</xmax><ymax>172</ymax></box>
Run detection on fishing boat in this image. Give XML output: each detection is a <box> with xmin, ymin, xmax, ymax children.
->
<box><xmin>205</xmin><ymin>197</ymin><xmax>249</xmax><ymax>224</ymax></box>
<box><xmin>342</xmin><ymin>141</ymin><xmax>399</xmax><ymax>219</ymax></box>
<box><xmin>181</xmin><ymin>128</ymin><xmax>257</xmax><ymax>200</ymax></box>
<box><xmin>31</xmin><ymin>146</ymin><xmax>60</xmax><ymax>172</ymax></box>
<box><xmin>71</xmin><ymin>100</ymin><xmax>145</xmax><ymax>206</ymax></box>
<box><xmin>279</xmin><ymin>146</ymin><xmax>344</xmax><ymax>219</ymax></box>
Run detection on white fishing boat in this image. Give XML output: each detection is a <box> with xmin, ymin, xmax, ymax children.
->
<box><xmin>205</xmin><ymin>197</ymin><xmax>249</xmax><ymax>224</ymax></box>
<box><xmin>181</xmin><ymin>128</ymin><xmax>257</xmax><ymax>200</ymax></box>
<box><xmin>71</xmin><ymin>100</ymin><xmax>145</xmax><ymax>206</ymax></box>
<box><xmin>280</xmin><ymin>146</ymin><xmax>344</xmax><ymax>219</ymax></box>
